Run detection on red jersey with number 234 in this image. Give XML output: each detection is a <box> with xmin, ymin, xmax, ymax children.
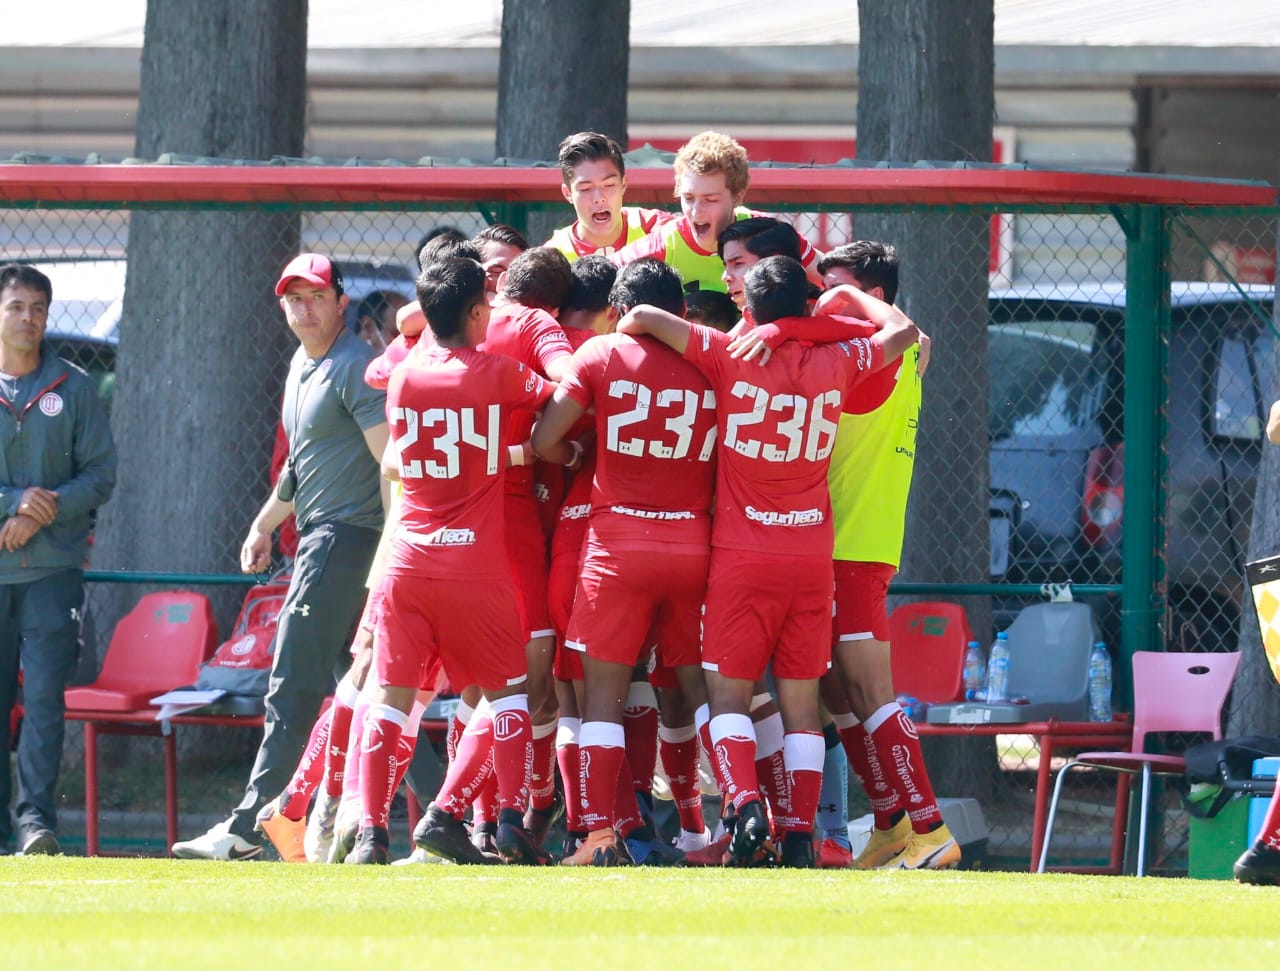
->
<box><xmin>385</xmin><ymin>344</ymin><xmax>552</xmax><ymax>579</ymax></box>
<box><xmin>682</xmin><ymin>320</ymin><xmax>884</xmax><ymax>556</ymax></box>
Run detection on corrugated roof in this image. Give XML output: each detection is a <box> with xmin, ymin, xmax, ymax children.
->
<box><xmin>14</xmin><ymin>0</ymin><xmax>1280</xmax><ymax>48</ymax></box>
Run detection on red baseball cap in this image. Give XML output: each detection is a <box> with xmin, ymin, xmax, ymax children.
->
<box><xmin>275</xmin><ymin>253</ymin><xmax>344</xmax><ymax>296</ymax></box>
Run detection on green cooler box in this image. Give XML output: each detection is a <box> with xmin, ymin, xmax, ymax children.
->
<box><xmin>1188</xmin><ymin>794</ymin><xmax>1250</xmax><ymax>880</ymax></box>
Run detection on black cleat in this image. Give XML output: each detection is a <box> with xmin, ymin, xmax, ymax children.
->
<box><xmin>524</xmin><ymin>793</ymin><xmax>564</xmax><ymax>848</ymax></box>
<box><xmin>415</xmin><ymin>804</ymin><xmax>500</xmax><ymax>866</ymax></box>
<box><xmin>1235</xmin><ymin>841</ymin><xmax>1280</xmax><ymax>886</ymax></box>
<box><xmin>496</xmin><ymin>809</ymin><xmax>556</xmax><ymax>865</ymax></box>
<box><xmin>780</xmin><ymin>831</ymin><xmax>816</xmax><ymax>869</ymax></box>
<box><xmin>728</xmin><ymin>800</ymin><xmax>770</xmax><ymax>868</ymax></box>
<box><xmin>349</xmin><ymin>825</ymin><xmax>390</xmax><ymax>865</ymax></box>
<box><xmin>471</xmin><ymin>820</ymin><xmax>500</xmax><ymax>857</ymax></box>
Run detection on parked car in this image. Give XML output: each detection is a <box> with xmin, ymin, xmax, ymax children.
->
<box><xmin>988</xmin><ymin>281</ymin><xmax>1276</xmax><ymax>652</ymax></box>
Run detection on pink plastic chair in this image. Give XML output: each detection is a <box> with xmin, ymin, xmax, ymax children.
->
<box><xmin>1037</xmin><ymin>650</ymin><xmax>1240</xmax><ymax>876</ymax></box>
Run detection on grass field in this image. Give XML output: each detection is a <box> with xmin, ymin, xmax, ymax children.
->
<box><xmin>3</xmin><ymin>858</ymin><xmax>1278</xmax><ymax>970</ymax></box>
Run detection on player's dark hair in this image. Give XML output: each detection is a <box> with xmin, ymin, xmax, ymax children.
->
<box><xmin>716</xmin><ymin>216</ymin><xmax>803</xmax><ymax>263</ymax></box>
<box><xmin>684</xmin><ymin>289</ymin><xmax>740</xmax><ymax>334</ymax></box>
<box><xmin>500</xmin><ymin>246</ymin><xmax>573</xmax><ymax>312</ymax></box>
<box><xmin>558</xmin><ymin>131</ymin><xmax>626</xmax><ymax>184</ymax></box>
<box><xmin>474</xmin><ymin>223</ymin><xmax>530</xmax><ymax>252</ymax></box>
<box><xmin>416</xmin><ymin>226</ymin><xmax>466</xmax><ymax>267</ymax></box>
<box><xmin>609</xmin><ymin>258</ymin><xmax>685</xmax><ymax>317</ymax></box>
<box><xmin>419</xmin><ymin>234</ymin><xmax>480</xmax><ymax>271</ymax></box>
<box><xmin>561</xmin><ymin>255</ymin><xmax>617</xmax><ymax>315</ymax></box>
<box><xmin>0</xmin><ymin>263</ymin><xmax>52</xmax><ymax>304</ymax></box>
<box><xmin>743</xmin><ymin>256</ymin><xmax>808</xmax><ymax>325</ymax></box>
<box><xmin>817</xmin><ymin>240</ymin><xmax>900</xmax><ymax>305</ymax></box>
<box><xmin>417</xmin><ymin>257</ymin><xmax>486</xmax><ymax>341</ymax></box>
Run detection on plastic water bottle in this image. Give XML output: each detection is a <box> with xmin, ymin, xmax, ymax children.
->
<box><xmin>963</xmin><ymin>640</ymin><xmax>986</xmax><ymax>701</ymax></box>
<box><xmin>1088</xmin><ymin>641</ymin><xmax>1113</xmax><ymax>722</ymax></box>
<box><xmin>985</xmin><ymin>632</ymin><xmax>1010</xmax><ymax>703</ymax></box>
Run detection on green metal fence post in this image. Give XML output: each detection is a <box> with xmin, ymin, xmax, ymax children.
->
<box><xmin>1121</xmin><ymin>204</ymin><xmax>1172</xmax><ymax>689</ymax></box>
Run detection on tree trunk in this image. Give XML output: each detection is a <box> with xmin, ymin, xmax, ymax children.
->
<box><xmin>495</xmin><ymin>0</ymin><xmax>630</xmax><ymax>242</ymax></box>
<box><xmin>857</xmin><ymin>0</ymin><xmax>997</xmax><ymax>797</ymax></box>
<box><xmin>1229</xmin><ymin>220</ymin><xmax>1280</xmax><ymax>738</ymax></box>
<box><xmin>93</xmin><ymin>0</ymin><xmax>306</xmax><ymax>676</ymax></box>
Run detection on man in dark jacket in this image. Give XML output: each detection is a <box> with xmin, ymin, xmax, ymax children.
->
<box><xmin>0</xmin><ymin>263</ymin><xmax>117</xmax><ymax>855</ymax></box>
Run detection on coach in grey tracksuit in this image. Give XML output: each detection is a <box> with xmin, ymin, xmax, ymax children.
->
<box><xmin>0</xmin><ymin>263</ymin><xmax>117</xmax><ymax>856</ymax></box>
<box><xmin>173</xmin><ymin>253</ymin><xmax>387</xmax><ymax>860</ymax></box>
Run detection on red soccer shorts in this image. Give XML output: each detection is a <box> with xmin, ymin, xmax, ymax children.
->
<box><xmin>702</xmin><ymin>548</ymin><xmax>834</xmax><ymax>682</ymax></box>
<box><xmin>646</xmin><ymin>644</ymin><xmax>679</xmax><ymax>690</ymax></box>
<box><xmin>374</xmin><ymin>573</ymin><xmax>527</xmax><ymax>693</ymax></box>
<box><xmin>564</xmin><ymin>539</ymin><xmax>708</xmax><ymax>673</ymax></box>
<box><xmin>505</xmin><ymin>491</ymin><xmax>553</xmax><ymax>640</ymax></box>
<box><xmin>832</xmin><ymin>560</ymin><xmax>896</xmax><ymax>645</ymax></box>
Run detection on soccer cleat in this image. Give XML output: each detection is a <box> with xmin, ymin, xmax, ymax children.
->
<box><xmin>683</xmin><ymin>831</ymin><xmax>733</xmax><ymax>867</ymax></box>
<box><xmin>781</xmin><ymin>831</ymin><xmax>816</xmax><ymax>869</ymax></box>
<box><xmin>327</xmin><ymin>801</ymin><xmax>360</xmax><ymax>865</ymax></box>
<box><xmin>18</xmin><ymin>828</ymin><xmax>61</xmax><ymax>856</ymax></box>
<box><xmin>415</xmin><ymin>804</ymin><xmax>501</xmax><ymax>866</ymax></box>
<box><xmin>816</xmin><ymin>838</ymin><xmax>854</xmax><ymax>869</ymax></box>
<box><xmin>673</xmin><ymin>827</ymin><xmax>712</xmax><ymax>853</ymax></box>
<box><xmin>561</xmin><ymin>831</ymin><xmax>587</xmax><ymax>858</ymax></box>
<box><xmin>255</xmin><ymin>797</ymin><xmax>307</xmax><ymax>863</ymax></box>
<box><xmin>391</xmin><ymin>847</ymin><xmax>445</xmax><ymax>866</ymax></box>
<box><xmin>304</xmin><ymin>789</ymin><xmax>339</xmax><ymax>863</ymax></box>
<box><xmin>623</xmin><ymin>833</ymin><xmax>686</xmax><ymax>867</ymax></box>
<box><xmin>349</xmin><ymin>825</ymin><xmax>390</xmax><ymax>865</ymax></box>
<box><xmin>172</xmin><ymin>821</ymin><xmax>262</xmax><ymax>861</ymax></box>
<box><xmin>471</xmin><ymin>821</ymin><xmax>501</xmax><ymax>857</ymax></box>
<box><xmin>495</xmin><ymin>810</ymin><xmax>556</xmax><ymax>865</ymax></box>
<box><xmin>728</xmin><ymin>800</ymin><xmax>770</xmax><ymax>868</ymax></box>
<box><xmin>853</xmin><ymin>816</ymin><xmax>912</xmax><ymax>869</ymax></box>
<box><xmin>1235</xmin><ymin>841</ymin><xmax>1280</xmax><ymax>886</ymax></box>
<box><xmin>524</xmin><ymin>792</ymin><xmax>565</xmax><ymax>848</ymax></box>
<box><xmin>880</xmin><ymin>824</ymin><xmax>961</xmax><ymax>870</ymax></box>
<box><xmin>560</xmin><ymin>829</ymin><xmax>620</xmax><ymax>867</ymax></box>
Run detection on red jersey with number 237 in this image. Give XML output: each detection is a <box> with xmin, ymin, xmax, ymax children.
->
<box><xmin>682</xmin><ymin>320</ymin><xmax>884</xmax><ymax>556</ymax></box>
<box><xmin>385</xmin><ymin>344</ymin><xmax>552</xmax><ymax>579</ymax></box>
<box><xmin>558</xmin><ymin>333</ymin><xmax>717</xmax><ymax>553</ymax></box>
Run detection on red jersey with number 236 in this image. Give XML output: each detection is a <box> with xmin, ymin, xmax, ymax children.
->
<box><xmin>682</xmin><ymin>320</ymin><xmax>884</xmax><ymax>556</ymax></box>
<box><xmin>558</xmin><ymin>333</ymin><xmax>717</xmax><ymax>553</ymax></box>
<box><xmin>385</xmin><ymin>344</ymin><xmax>552</xmax><ymax>579</ymax></box>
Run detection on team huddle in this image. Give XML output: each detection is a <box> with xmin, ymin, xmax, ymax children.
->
<box><xmin>173</xmin><ymin>130</ymin><xmax>959</xmax><ymax>871</ymax></box>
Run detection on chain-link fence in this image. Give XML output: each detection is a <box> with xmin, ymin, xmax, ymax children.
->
<box><xmin>2</xmin><ymin>163</ymin><xmax>1276</xmax><ymax>869</ymax></box>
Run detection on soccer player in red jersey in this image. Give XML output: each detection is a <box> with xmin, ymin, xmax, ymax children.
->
<box><xmin>474</xmin><ymin>224</ymin><xmax>529</xmax><ymax>304</ymax></box>
<box><xmin>349</xmin><ymin>256</ymin><xmax>553</xmax><ymax>865</ymax></box>
<box><xmin>618</xmin><ymin>255</ymin><xmax>920</xmax><ymax>868</ymax></box>
<box><xmin>476</xmin><ymin>246</ymin><xmax>576</xmax><ymax>840</ymax></box>
<box><xmin>612</xmin><ymin>131</ymin><xmax>821</xmax><ymax>294</ymax></box>
<box><xmin>547</xmin><ymin>132</ymin><xmax>673</xmax><ymax>261</ymax></box>
<box><xmin>530</xmin><ymin>258</ymin><xmax>717</xmax><ymax>867</ymax></box>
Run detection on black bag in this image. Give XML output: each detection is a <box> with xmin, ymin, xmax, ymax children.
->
<box><xmin>1181</xmin><ymin>735</ymin><xmax>1280</xmax><ymax>818</ymax></box>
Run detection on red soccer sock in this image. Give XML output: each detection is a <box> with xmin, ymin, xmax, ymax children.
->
<box><xmin>341</xmin><ymin>700</ymin><xmax>371</xmax><ymax>804</ymax></box>
<box><xmin>754</xmin><ymin>711</ymin><xmax>787</xmax><ymax>829</ymax></box>
<box><xmin>529</xmin><ymin>720</ymin><xmax>558</xmax><ymax>811</ymax></box>
<box><xmin>1259</xmin><ymin>785</ymin><xmax>1280</xmax><ymax>851</ymax></box>
<box><xmin>446</xmin><ymin>697</ymin><xmax>475</xmax><ymax>765</ymax></box>
<box><xmin>612</xmin><ymin>751</ymin><xmax>644</xmax><ymax>837</ymax></box>
<box><xmin>659</xmin><ymin>724</ymin><xmax>705</xmax><ymax>834</ymax></box>
<box><xmin>782</xmin><ymin>730</ymin><xmax>825</xmax><ymax>834</ymax></box>
<box><xmin>623</xmin><ymin>683</ymin><xmax>660</xmax><ymax>796</ymax></box>
<box><xmin>835</xmin><ymin>712</ymin><xmax>904</xmax><ymax>830</ymax></box>
<box><xmin>390</xmin><ymin>700</ymin><xmax>425</xmax><ymax>793</ymax></box>
<box><xmin>358</xmin><ymin>704</ymin><xmax>408</xmax><ymax>830</ymax></box>
<box><xmin>322</xmin><ymin>682</ymin><xmax>359</xmax><ymax>799</ymax></box>
<box><xmin>489</xmin><ymin>695</ymin><xmax>533</xmax><ymax>812</ymax></box>
<box><xmin>867</xmin><ymin>702</ymin><xmax>943</xmax><ymax>832</ymax></box>
<box><xmin>578</xmin><ymin>721</ymin><xmax>625</xmax><ymax>832</ymax></box>
<box><xmin>556</xmin><ymin>718</ymin><xmax>583</xmax><ymax>832</ymax></box>
<box><xmin>279</xmin><ymin>702</ymin><xmax>333</xmax><ymax>820</ymax></box>
<box><xmin>436</xmin><ymin>712</ymin><xmax>495</xmax><ymax>817</ymax></box>
<box><xmin>709</xmin><ymin>713</ymin><xmax>761</xmax><ymax>813</ymax></box>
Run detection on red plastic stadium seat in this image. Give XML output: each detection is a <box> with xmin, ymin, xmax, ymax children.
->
<box><xmin>887</xmin><ymin>601</ymin><xmax>973</xmax><ymax>704</ymax></box>
<box><xmin>65</xmin><ymin>591</ymin><xmax>219</xmax><ymax>855</ymax></box>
